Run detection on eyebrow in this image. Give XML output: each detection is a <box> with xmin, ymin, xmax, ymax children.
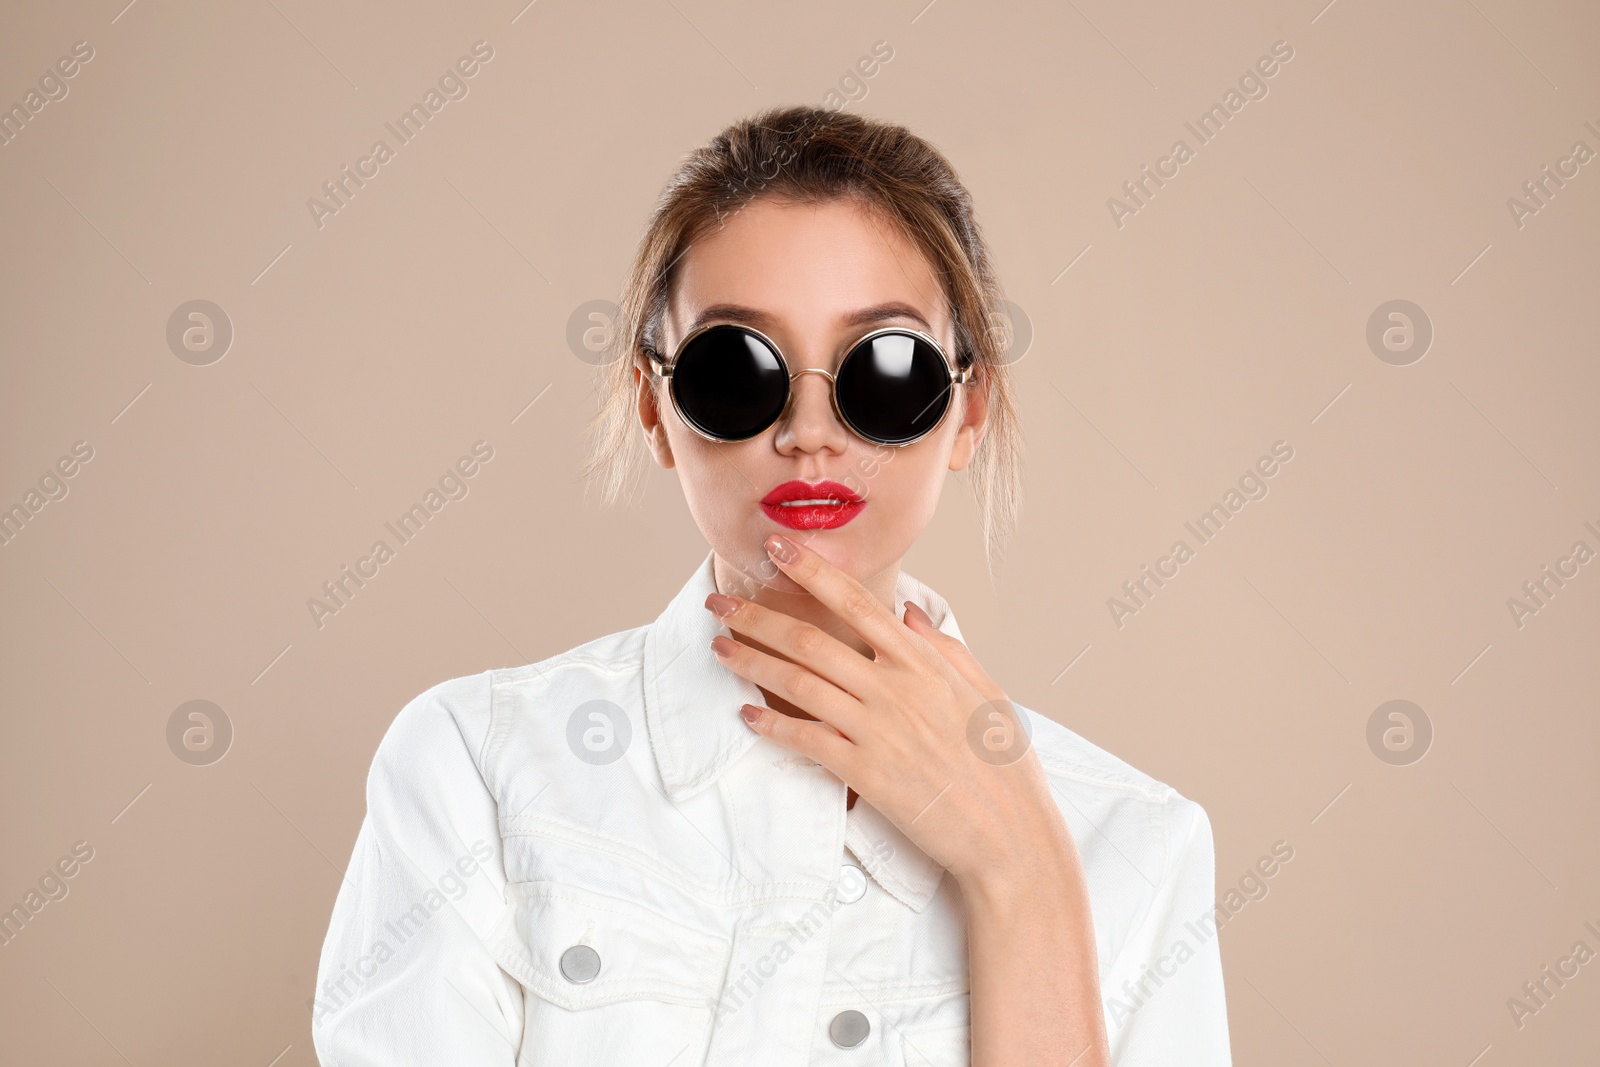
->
<box><xmin>684</xmin><ymin>301</ymin><xmax>935</xmax><ymax>337</ymax></box>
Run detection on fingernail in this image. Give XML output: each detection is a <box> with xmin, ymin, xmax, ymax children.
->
<box><xmin>904</xmin><ymin>601</ymin><xmax>933</xmax><ymax>626</ymax></box>
<box><xmin>740</xmin><ymin>703</ymin><xmax>764</xmax><ymax>725</ymax></box>
<box><xmin>765</xmin><ymin>535</ymin><xmax>797</xmax><ymax>564</ymax></box>
<box><xmin>710</xmin><ymin>635</ymin><xmax>738</xmax><ymax>657</ymax></box>
<box><xmin>705</xmin><ymin>593</ymin><xmax>739</xmax><ymax>618</ymax></box>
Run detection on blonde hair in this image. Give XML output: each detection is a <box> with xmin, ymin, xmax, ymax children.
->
<box><xmin>582</xmin><ymin>104</ymin><xmax>1023</xmax><ymax>567</ymax></box>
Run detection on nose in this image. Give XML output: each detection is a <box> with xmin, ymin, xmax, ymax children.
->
<box><xmin>774</xmin><ymin>368</ymin><xmax>849</xmax><ymax>456</ymax></box>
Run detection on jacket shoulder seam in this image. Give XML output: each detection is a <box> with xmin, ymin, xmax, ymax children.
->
<box><xmin>1104</xmin><ymin>792</ymin><xmax>1196</xmax><ymax>979</ymax></box>
<box><xmin>482</xmin><ymin>639</ymin><xmax>648</xmax><ymax>791</ymax></box>
<box><xmin>1035</xmin><ymin>750</ymin><xmax>1174</xmax><ymax>803</ymax></box>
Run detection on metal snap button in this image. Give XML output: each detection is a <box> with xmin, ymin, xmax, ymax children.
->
<box><xmin>559</xmin><ymin>944</ymin><xmax>601</xmax><ymax>984</ymax></box>
<box><xmin>829</xmin><ymin>1009</ymin><xmax>871</xmax><ymax>1048</ymax></box>
<box><xmin>837</xmin><ymin>863</ymin><xmax>868</xmax><ymax>904</ymax></box>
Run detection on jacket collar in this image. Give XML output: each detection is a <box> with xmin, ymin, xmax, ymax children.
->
<box><xmin>641</xmin><ymin>551</ymin><xmax>965</xmax><ymax>911</ymax></box>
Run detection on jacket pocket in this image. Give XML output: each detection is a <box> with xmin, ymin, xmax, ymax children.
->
<box><xmin>490</xmin><ymin>881</ymin><xmax>731</xmax><ymax>1064</ymax></box>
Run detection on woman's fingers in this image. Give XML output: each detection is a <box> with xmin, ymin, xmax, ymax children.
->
<box><xmin>739</xmin><ymin>702</ymin><xmax>859</xmax><ymax>780</ymax></box>
<box><xmin>706</xmin><ymin>592</ymin><xmax>877</xmax><ymax>698</ymax></box>
<box><xmin>762</xmin><ymin>534</ymin><xmax>929</xmax><ymax>672</ymax></box>
<box><xmin>709</xmin><ymin>634</ymin><xmax>867</xmax><ymax>737</ymax></box>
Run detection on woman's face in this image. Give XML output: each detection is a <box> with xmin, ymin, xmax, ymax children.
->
<box><xmin>635</xmin><ymin>196</ymin><xmax>988</xmax><ymax>597</ymax></box>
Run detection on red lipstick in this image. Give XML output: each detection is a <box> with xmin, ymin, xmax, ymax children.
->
<box><xmin>760</xmin><ymin>480</ymin><xmax>865</xmax><ymax>530</ymax></box>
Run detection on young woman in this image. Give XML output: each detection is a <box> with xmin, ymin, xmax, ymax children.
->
<box><xmin>313</xmin><ymin>105</ymin><xmax>1231</xmax><ymax>1066</ymax></box>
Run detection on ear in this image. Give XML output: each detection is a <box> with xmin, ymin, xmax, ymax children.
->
<box><xmin>946</xmin><ymin>361</ymin><xmax>990</xmax><ymax>472</ymax></box>
<box><xmin>634</xmin><ymin>353</ymin><xmax>676</xmax><ymax>470</ymax></box>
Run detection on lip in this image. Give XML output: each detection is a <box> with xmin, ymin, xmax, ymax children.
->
<box><xmin>759</xmin><ymin>480</ymin><xmax>866</xmax><ymax>530</ymax></box>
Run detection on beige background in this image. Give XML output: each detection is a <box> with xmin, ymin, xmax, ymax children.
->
<box><xmin>2</xmin><ymin>0</ymin><xmax>1597</xmax><ymax>1063</ymax></box>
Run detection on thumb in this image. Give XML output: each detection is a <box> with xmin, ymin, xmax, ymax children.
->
<box><xmin>903</xmin><ymin>600</ymin><xmax>936</xmax><ymax>629</ymax></box>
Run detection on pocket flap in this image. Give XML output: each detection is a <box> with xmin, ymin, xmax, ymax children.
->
<box><xmin>490</xmin><ymin>881</ymin><xmax>730</xmax><ymax>1011</ymax></box>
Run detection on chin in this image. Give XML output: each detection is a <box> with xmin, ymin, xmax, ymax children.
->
<box><xmin>783</xmin><ymin>528</ymin><xmax>895</xmax><ymax>586</ymax></box>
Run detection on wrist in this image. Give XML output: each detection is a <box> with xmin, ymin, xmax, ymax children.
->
<box><xmin>953</xmin><ymin>821</ymin><xmax>1085</xmax><ymax>914</ymax></box>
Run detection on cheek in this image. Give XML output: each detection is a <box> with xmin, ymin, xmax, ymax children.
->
<box><xmin>666</xmin><ymin>430</ymin><xmax>777</xmax><ymax>539</ymax></box>
<box><xmin>672</xmin><ymin>438</ymin><xmax>743</xmax><ymax>515</ymax></box>
<box><xmin>853</xmin><ymin>443</ymin><xmax>947</xmax><ymax>522</ymax></box>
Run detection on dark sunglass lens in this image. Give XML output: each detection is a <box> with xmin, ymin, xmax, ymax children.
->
<box><xmin>668</xmin><ymin>327</ymin><xmax>787</xmax><ymax>441</ymax></box>
<box><xmin>671</xmin><ymin>326</ymin><xmax>788</xmax><ymax>440</ymax></box>
<box><xmin>835</xmin><ymin>332</ymin><xmax>953</xmax><ymax>444</ymax></box>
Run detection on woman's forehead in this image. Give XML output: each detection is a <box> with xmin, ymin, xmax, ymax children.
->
<box><xmin>665</xmin><ymin>198</ymin><xmax>951</xmax><ymax>346</ymax></box>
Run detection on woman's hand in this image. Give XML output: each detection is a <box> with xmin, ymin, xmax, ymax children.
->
<box><xmin>704</xmin><ymin>532</ymin><xmax>1074</xmax><ymax>892</ymax></box>
<box><xmin>708</xmin><ymin>533</ymin><xmax>1113</xmax><ymax>1067</ymax></box>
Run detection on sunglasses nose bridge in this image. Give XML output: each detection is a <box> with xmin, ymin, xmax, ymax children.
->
<box><xmin>785</xmin><ymin>366</ymin><xmax>841</xmax><ymax>421</ymax></box>
<box><xmin>773</xmin><ymin>364</ymin><xmax>850</xmax><ymax>452</ymax></box>
<box><xmin>788</xmin><ymin>366</ymin><xmax>837</xmax><ymax>385</ymax></box>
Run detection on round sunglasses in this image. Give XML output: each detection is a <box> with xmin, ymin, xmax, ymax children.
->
<box><xmin>646</xmin><ymin>323</ymin><xmax>973</xmax><ymax>446</ymax></box>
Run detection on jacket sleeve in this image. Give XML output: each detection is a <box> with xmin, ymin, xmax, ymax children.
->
<box><xmin>1101</xmin><ymin>794</ymin><xmax>1233</xmax><ymax>1066</ymax></box>
<box><xmin>312</xmin><ymin>671</ymin><xmax>525</xmax><ymax>1065</ymax></box>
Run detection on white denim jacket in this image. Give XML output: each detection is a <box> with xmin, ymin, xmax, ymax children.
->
<box><xmin>312</xmin><ymin>553</ymin><xmax>1231</xmax><ymax>1065</ymax></box>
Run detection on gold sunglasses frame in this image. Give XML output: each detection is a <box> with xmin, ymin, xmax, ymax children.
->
<box><xmin>646</xmin><ymin>323</ymin><xmax>974</xmax><ymax>446</ymax></box>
